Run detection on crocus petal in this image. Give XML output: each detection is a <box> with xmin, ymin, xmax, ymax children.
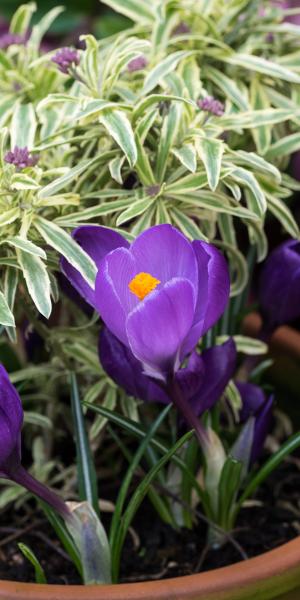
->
<box><xmin>176</xmin><ymin>352</ymin><xmax>205</xmax><ymax>400</ymax></box>
<box><xmin>95</xmin><ymin>247</ymin><xmax>138</xmax><ymax>344</ymax></box>
<box><xmin>251</xmin><ymin>396</ymin><xmax>273</xmax><ymax>464</ymax></box>
<box><xmin>195</xmin><ymin>241</ymin><xmax>230</xmax><ymax>336</ymax></box>
<box><xmin>99</xmin><ymin>327</ymin><xmax>168</xmax><ymax>403</ymax></box>
<box><xmin>259</xmin><ymin>240</ymin><xmax>300</xmax><ymax>327</ymax></box>
<box><xmin>236</xmin><ymin>381</ymin><xmax>266</xmax><ymax>421</ymax></box>
<box><xmin>0</xmin><ymin>365</ymin><xmax>23</xmax><ymax>466</ymax></box>
<box><xmin>131</xmin><ymin>225</ymin><xmax>198</xmax><ymax>294</ymax></box>
<box><xmin>180</xmin><ymin>241</ymin><xmax>230</xmax><ymax>357</ymax></box>
<box><xmin>126</xmin><ymin>278</ymin><xmax>195</xmax><ymax>378</ymax></box>
<box><xmin>189</xmin><ymin>338</ymin><xmax>236</xmax><ymax>415</ymax></box>
<box><xmin>61</xmin><ymin>226</ymin><xmax>128</xmax><ymax>308</ymax></box>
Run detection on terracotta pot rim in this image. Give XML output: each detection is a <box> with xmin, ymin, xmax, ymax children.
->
<box><xmin>0</xmin><ymin>536</ymin><xmax>300</xmax><ymax>599</ymax></box>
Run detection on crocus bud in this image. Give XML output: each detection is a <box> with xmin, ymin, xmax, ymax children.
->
<box><xmin>0</xmin><ymin>365</ymin><xmax>70</xmax><ymax>521</ymax></box>
<box><xmin>258</xmin><ymin>240</ymin><xmax>300</xmax><ymax>329</ymax></box>
<box><xmin>234</xmin><ymin>381</ymin><xmax>273</xmax><ymax>466</ymax></box>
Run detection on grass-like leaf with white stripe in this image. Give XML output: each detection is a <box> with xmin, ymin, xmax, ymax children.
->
<box><xmin>99</xmin><ymin>110</ymin><xmax>137</xmax><ymax>167</ymax></box>
<box><xmin>197</xmin><ymin>138</ymin><xmax>224</xmax><ymax>191</ymax></box>
<box><xmin>34</xmin><ymin>217</ymin><xmax>97</xmax><ymax>287</ymax></box>
<box><xmin>0</xmin><ymin>290</ymin><xmax>15</xmax><ymax>327</ymax></box>
<box><xmin>18</xmin><ymin>250</ymin><xmax>52</xmax><ymax>318</ymax></box>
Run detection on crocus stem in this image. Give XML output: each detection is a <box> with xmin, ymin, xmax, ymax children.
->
<box><xmin>166</xmin><ymin>377</ymin><xmax>209</xmax><ymax>449</ymax></box>
<box><xmin>11</xmin><ymin>466</ymin><xmax>72</xmax><ymax>522</ymax></box>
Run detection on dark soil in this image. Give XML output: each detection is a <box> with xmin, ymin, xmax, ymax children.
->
<box><xmin>0</xmin><ymin>459</ymin><xmax>299</xmax><ymax>585</ymax></box>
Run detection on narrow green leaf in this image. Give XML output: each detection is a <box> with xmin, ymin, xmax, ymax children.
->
<box><xmin>18</xmin><ymin>543</ymin><xmax>47</xmax><ymax>584</ymax></box>
<box><xmin>70</xmin><ymin>373</ymin><xmax>99</xmax><ymax>515</ymax></box>
<box><xmin>112</xmin><ymin>430</ymin><xmax>193</xmax><ymax>581</ymax></box>
<box><xmin>236</xmin><ymin>432</ymin><xmax>300</xmax><ymax>510</ymax></box>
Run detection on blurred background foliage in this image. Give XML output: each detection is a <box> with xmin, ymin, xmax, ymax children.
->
<box><xmin>0</xmin><ymin>0</ymin><xmax>131</xmax><ymax>39</ymax></box>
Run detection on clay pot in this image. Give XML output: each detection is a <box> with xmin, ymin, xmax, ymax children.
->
<box><xmin>0</xmin><ymin>535</ymin><xmax>300</xmax><ymax>599</ymax></box>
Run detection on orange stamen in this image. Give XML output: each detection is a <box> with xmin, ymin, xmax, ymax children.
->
<box><xmin>128</xmin><ymin>272</ymin><xmax>161</xmax><ymax>300</ymax></box>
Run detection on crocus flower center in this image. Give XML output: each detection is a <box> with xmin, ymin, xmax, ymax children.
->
<box><xmin>128</xmin><ymin>272</ymin><xmax>161</xmax><ymax>300</ymax></box>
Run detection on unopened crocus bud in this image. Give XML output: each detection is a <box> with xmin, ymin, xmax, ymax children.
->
<box><xmin>127</xmin><ymin>55</ymin><xmax>147</xmax><ymax>72</ymax></box>
<box><xmin>235</xmin><ymin>381</ymin><xmax>273</xmax><ymax>465</ymax></box>
<box><xmin>258</xmin><ymin>240</ymin><xmax>300</xmax><ymax>329</ymax></box>
<box><xmin>197</xmin><ymin>96</ymin><xmax>224</xmax><ymax>117</ymax></box>
<box><xmin>51</xmin><ymin>47</ymin><xmax>80</xmax><ymax>74</ymax></box>
<box><xmin>0</xmin><ymin>365</ymin><xmax>70</xmax><ymax>521</ymax></box>
<box><xmin>5</xmin><ymin>146</ymin><xmax>39</xmax><ymax>170</ymax></box>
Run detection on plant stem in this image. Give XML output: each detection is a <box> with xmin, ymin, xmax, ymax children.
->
<box><xmin>165</xmin><ymin>377</ymin><xmax>209</xmax><ymax>450</ymax></box>
<box><xmin>11</xmin><ymin>466</ymin><xmax>72</xmax><ymax>522</ymax></box>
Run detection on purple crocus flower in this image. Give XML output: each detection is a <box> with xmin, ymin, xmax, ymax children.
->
<box><xmin>61</xmin><ymin>224</ymin><xmax>230</xmax><ymax>447</ymax></box>
<box><xmin>5</xmin><ymin>146</ymin><xmax>39</xmax><ymax>170</ymax></box>
<box><xmin>235</xmin><ymin>381</ymin><xmax>273</xmax><ymax>465</ymax></box>
<box><xmin>51</xmin><ymin>47</ymin><xmax>80</xmax><ymax>74</ymax></box>
<box><xmin>127</xmin><ymin>55</ymin><xmax>148</xmax><ymax>72</ymax></box>
<box><xmin>100</xmin><ymin>326</ymin><xmax>236</xmax><ymax>417</ymax></box>
<box><xmin>258</xmin><ymin>240</ymin><xmax>300</xmax><ymax>329</ymax></box>
<box><xmin>0</xmin><ymin>33</ymin><xmax>25</xmax><ymax>50</ymax></box>
<box><xmin>61</xmin><ymin>224</ymin><xmax>230</xmax><ymax>380</ymax></box>
<box><xmin>197</xmin><ymin>96</ymin><xmax>224</xmax><ymax>117</ymax></box>
<box><xmin>0</xmin><ymin>365</ymin><xmax>70</xmax><ymax>520</ymax></box>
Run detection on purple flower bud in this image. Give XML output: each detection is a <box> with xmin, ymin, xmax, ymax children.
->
<box><xmin>51</xmin><ymin>47</ymin><xmax>80</xmax><ymax>74</ymax></box>
<box><xmin>236</xmin><ymin>381</ymin><xmax>273</xmax><ymax>464</ymax></box>
<box><xmin>0</xmin><ymin>365</ymin><xmax>70</xmax><ymax>520</ymax></box>
<box><xmin>172</xmin><ymin>22</ymin><xmax>191</xmax><ymax>35</ymax></box>
<box><xmin>127</xmin><ymin>55</ymin><xmax>148</xmax><ymax>72</ymax></box>
<box><xmin>4</xmin><ymin>146</ymin><xmax>39</xmax><ymax>170</ymax></box>
<box><xmin>197</xmin><ymin>96</ymin><xmax>225</xmax><ymax>117</ymax></box>
<box><xmin>0</xmin><ymin>33</ymin><xmax>25</xmax><ymax>50</ymax></box>
<box><xmin>258</xmin><ymin>239</ymin><xmax>300</xmax><ymax>328</ymax></box>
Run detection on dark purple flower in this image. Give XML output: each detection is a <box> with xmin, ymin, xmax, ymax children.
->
<box><xmin>197</xmin><ymin>96</ymin><xmax>224</xmax><ymax>117</ymax></box>
<box><xmin>5</xmin><ymin>146</ymin><xmax>39</xmax><ymax>170</ymax></box>
<box><xmin>100</xmin><ymin>327</ymin><xmax>236</xmax><ymax>416</ymax></box>
<box><xmin>61</xmin><ymin>224</ymin><xmax>230</xmax><ymax>380</ymax></box>
<box><xmin>0</xmin><ymin>365</ymin><xmax>70</xmax><ymax>520</ymax></box>
<box><xmin>258</xmin><ymin>239</ymin><xmax>300</xmax><ymax>328</ymax></box>
<box><xmin>51</xmin><ymin>47</ymin><xmax>80</xmax><ymax>74</ymax></box>
<box><xmin>235</xmin><ymin>381</ymin><xmax>273</xmax><ymax>464</ymax></box>
<box><xmin>0</xmin><ymin>33</ymin><xmax>25</xmax><ymax>50</ymax></box>
<box><xmin>127</xmin><ymin>55</ymin><xmax>148</xmax><ymax>72</ymax></box>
